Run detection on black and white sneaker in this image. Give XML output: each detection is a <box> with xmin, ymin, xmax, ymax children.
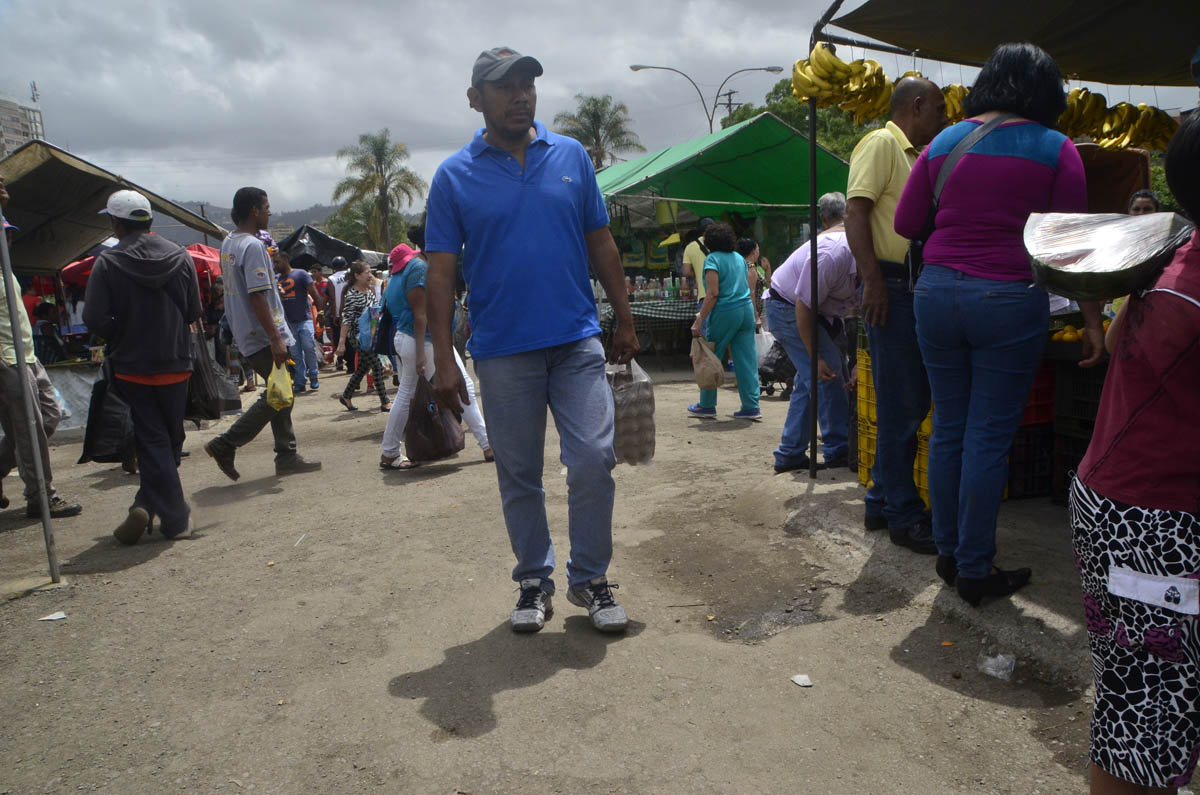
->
<box><xmin>566</xmin><ymin>576</ymin><xmax>628</xmax><ymax>633</ymax></box>
<box><xmin>511</xmin><ymin>578</ymin><xmax>553</xmax><ymax>633</ymax></box>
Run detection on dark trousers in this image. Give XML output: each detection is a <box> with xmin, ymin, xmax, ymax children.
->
<box><xmin>114</xmin><ymin>378</ymin><xmax>190</xmax><ymax>536</ymax></box>
<box><xmin>210</xmin><ymin>348</ymin><xmax>298</xmax><ymax>460</ymax></box>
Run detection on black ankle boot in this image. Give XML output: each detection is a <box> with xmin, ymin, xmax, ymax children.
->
<box><xmin>956</xmin><ymin>567</ymin><xmax>1032</xmax><ymax>607</ymax></box>
<box><xmin>935</xmin><ymin>555</ymin><xmax>957</xmax><ymax>587</ymax></box>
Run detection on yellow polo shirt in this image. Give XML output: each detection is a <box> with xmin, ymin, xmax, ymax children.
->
<box><xmin>682</xmin><ymin>240</ymin><xmax>708</xmax><ymax>299</ymax></box>
<box><xmin>0</xmin><ymin>269</ymin><xmax>36</xmax><ymax>367</ymax></box>
<box><xmin>846</xmin><ymin>121</ymin><xmax>919</xmax><ymax>265</ymax></box>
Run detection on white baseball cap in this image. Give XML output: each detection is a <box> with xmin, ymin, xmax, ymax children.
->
<box><xmin>101</xmin><ymin>190</ymin><xmax>153</xmax><ymax>222</ymax></box>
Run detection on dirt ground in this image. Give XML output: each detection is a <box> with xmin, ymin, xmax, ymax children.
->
<box><xmin>0</xmin><ymin>366</ymin><xmax>1097</xmax><ymax>794</ymax></box>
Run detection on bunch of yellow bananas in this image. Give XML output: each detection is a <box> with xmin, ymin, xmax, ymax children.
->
<box><xmin>792</xmin><ymin>43</ymin><xmax>893</xmax><ymax>124</ymax></box>
<box><xmin>943</xmin><ymin>84</ymin><xmax>969</xmax><ymax>124</ymax></box>
<box><xmin>1058</xmin><ymin>88</ymin><xmax>1178</xmax><ymax>150</ymax></box>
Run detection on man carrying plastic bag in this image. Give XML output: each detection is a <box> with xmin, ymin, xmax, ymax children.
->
<box><xmin>424</xmin><ymin>48</ymin><xmax>639</xmax><ymax>634</ymax></box>
<box><xmin>203</xmin><ymin>188</ymin><xmax>320</xmax><ymax>481</ymax></box>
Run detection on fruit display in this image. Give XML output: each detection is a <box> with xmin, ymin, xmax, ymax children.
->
<box><xmin>1058</xmin><ymin>88</ymin><xmax>1178</xmax><ymax>150</ymax></box>
<box><xmin>792</xmin><ymin>43</ymin><xmax>1179</xmax><ymax>150</ymax></box>
<box><xmin>608</xmin><ymin>361</ymin><xmax>656</xmax><ymax>466</ymax></box>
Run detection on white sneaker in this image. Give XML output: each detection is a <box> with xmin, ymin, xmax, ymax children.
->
<box><xmin>566</xmin><ymin>576</ymin><xmax>628</xmax><ymax>633</ymax></box>
<box><xmin>511</xmin><ymin>578</ymin><xmax>553</xmax><ymax>633</ymax></box>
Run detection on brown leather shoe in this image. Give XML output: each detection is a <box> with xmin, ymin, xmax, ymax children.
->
<box><xmin>204</xmin><ymin>441</ymin><xmax>240</xmax><ymax>482</ymax></box>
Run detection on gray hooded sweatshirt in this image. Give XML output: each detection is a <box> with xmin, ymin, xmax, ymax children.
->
<box><xmin>84</xmin><ymin>233</ymin><xmax>202</xmax><ymax>375</ymax></box>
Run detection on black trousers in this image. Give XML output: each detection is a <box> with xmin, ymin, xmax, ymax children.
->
<box><xmin>114</xmin><ymin>378</ymin><xmax>190</xmax><ymax>537</ymax></box>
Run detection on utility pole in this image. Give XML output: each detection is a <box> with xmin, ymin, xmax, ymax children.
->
<box><xmin>199</xmin><ymin>204</ymin><xmax>209</xmax><ymax>246</ymax></box>
<box><xmin>716</xmin><ymin>90</ymin><xmax>743</xmax><ymax>125</ymax></box>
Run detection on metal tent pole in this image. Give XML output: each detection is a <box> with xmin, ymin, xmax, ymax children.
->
<box><xmin>0</xmin><ymin>230</ymin><xmax>59</xmax><ymax>582</ymax></box>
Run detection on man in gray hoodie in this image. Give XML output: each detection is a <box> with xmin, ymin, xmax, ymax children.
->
<box><xmin>85</xmin><ymin>190</ymin><xmax>201</xmax><ymax>543</ymax></box>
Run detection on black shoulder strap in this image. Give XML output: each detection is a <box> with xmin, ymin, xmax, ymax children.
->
<box><xmin>932</xmin><ymin>113</ymin><xmax>1016</xmax><ymax>205</ymax></box>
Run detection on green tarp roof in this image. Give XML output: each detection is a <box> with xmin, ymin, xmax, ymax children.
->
<box><xmin>833</xmin><ymin>0</ymin><xmax>1200</xmax><ymax>87</ymax></box>
<box><xmin>596</xmin><ymin>112</ymin><xmax>850</xmax><ymax>220</ymax></box>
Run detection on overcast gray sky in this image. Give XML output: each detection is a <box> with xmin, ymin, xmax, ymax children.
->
<box><xmin>4</xmin><ymin>0</ymin><xmax>1196</xmax><ymax>211</ymax></box>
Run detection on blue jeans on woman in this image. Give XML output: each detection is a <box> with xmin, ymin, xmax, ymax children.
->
<box><xmin>914</xmin><ymin>265</ymin><xmax>1048</xmax><ymax>579</ymax></box>
<box><xmin>474</xmin><ymin>335</ymin><xmax>616</xmax><ymax>592</ymax></box>
<box><xmin>765</xmin><ymin>296</ymin><xmax>848</xmax><ymax>467</ymax></box>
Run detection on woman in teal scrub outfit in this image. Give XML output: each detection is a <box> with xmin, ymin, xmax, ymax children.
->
<box><xmin>688</xmin><ymin>222</ymin><xmax>761</xmax><ymax>421</ymax></box>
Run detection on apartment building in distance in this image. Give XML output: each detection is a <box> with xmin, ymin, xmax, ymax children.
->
<box><xmin>0</xmin><ymin>95</ymin><xmax>45</xmax><ymax>158</ymax></box>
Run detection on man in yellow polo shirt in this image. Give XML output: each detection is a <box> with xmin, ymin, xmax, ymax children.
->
<box><xmin>845</xmin><ymin>76</ymin><xmax>945</xmax><ymax>554</ymax></box>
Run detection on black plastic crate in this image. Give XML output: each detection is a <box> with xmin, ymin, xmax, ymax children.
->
<box><xmin>1051</xmin><ymin>433</ymin><xmax>1092</xmax><ymax>506</ymax></box>
<box><xmin>1007</xmin><ymin>423</ymin><xmax>1054</xmax><ymax>499</ymax></box>
<box><xmin>1053</xmin><ymin>361</ymin><xmax>1108</xmax><ymax>440</ymax></box>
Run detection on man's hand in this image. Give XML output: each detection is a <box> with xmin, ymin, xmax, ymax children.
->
<box><xmin>845</xmin><ymin>364</ymin><xmax>858</xmax><ymax>390</ymax></box>
<box><xmin>609</xmin><ymin>322</ymin><xmax>639</xmax><ymax>364</ymax></box>
<box><xmin>270</xmin><ymin>336</ymin><xmax>289</xmax><ymax>366</ymax></box>
<box><xmin>861</xmin><ymin>278</ymin><xmax>889</xmax><ymax>327</ymax></box>
<box><xmin>432</xmin><ymin>354</ymin><xmax>469</xmax><ymax>411</ymax></box>
<box><xmin>1079</xmin><ymin>324</ymin><xmax>1106</xmax><ymax>368</ymax></box>
<box><xmin>817</xmin><ymin>359</ymin><xmax>838</xmax><ymax>382</ymax></box>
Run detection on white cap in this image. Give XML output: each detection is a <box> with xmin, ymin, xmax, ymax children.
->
<box><xmin>101</xmin><ymin>190</ymin><xmax>153</xmax><ymax>222</ymax></box>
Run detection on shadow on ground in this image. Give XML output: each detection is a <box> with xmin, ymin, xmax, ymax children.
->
<box><xmin>388</xmin><ymin>617</ymin><xmax>644</xmax><ymax>738</ymax></box>
<box><xmin>189</xmin><ymin>475</ymin><xmax>283</xmax><ymax>507</ymax></box>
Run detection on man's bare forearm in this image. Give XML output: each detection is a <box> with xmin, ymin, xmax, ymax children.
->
<box><xmin>845</xmin><ymin>198</ymin><xmax>882</xmax><ymax>284</ymax></box>
<box><xmin>794</xmin><ymin>300</ymin><xmax>818</xmax><ymax>359</ymax></box>
<box><xmin>425</xmin><ymin>252</ymin><xmax>458</xmax><ymax>361</ymax></box>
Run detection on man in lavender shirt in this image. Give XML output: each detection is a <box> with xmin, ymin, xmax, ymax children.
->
<box><xmin>765</xmin><ymin>192</ymin><xmax>857</xmax><ymax>473</ymax></box>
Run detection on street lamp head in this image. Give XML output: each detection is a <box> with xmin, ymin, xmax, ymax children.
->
<box><xmin>764</xmin><ymin>66</ymin><xmax>784</xmax><ymax>74</ymax></box>
<box><xmin>629</xmin><ymin>65</ymin><xmax>649</xmax><ymax>72</ymax></box>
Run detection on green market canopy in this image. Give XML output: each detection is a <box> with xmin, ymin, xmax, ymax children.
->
<box><xmin>596</xmin><ymin>112</ymin><xmax>850</xmax><ymax>223</ymax></box>
<box><xmin>832</xmin><ymin>0</ymin><xmax>1199</xmax><ymax>87</ymax></box>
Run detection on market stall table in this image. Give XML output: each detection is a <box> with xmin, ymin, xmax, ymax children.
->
<box><xmin>599</xmin><ymin>298</ymin><xmax>698</xmax><ymax>368</ymax></box>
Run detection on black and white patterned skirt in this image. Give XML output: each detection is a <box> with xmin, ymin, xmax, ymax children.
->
<box><xmin>1069</xmin><ymin>476</ymin><xmax>1200</xmax><ymax>788</ymax></box>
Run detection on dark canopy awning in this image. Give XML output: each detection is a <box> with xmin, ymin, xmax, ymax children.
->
<box><xmin>833</xmin><ymin>0</ymin><xmax>1199</xmax><ymax>87</ymax></box>
<box><xmin>0</xmin><ymin>140</ymin><xmax>227</xmax><ymax>273</ymax></box>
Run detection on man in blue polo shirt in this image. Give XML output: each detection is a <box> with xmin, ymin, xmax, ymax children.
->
<box><xmin>425</xmin><ymin>47</ymin><xmax>638</xmax><ymax>634</ymax></box>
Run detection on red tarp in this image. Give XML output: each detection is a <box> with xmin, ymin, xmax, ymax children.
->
<box><xmin>58</xmin><ymin>241</ymin><xmax>221</xmax><ymax>289</ymax></box>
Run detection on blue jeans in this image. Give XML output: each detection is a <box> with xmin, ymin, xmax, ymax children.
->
<box><xmin>766</xmin><ymin>297</ymin><xmax>848</xmax><ymax>466</ymax></box>
<box><xmin>863</xmin><ymin>277</ymin><xmax>930</xmax><ymax>529</ymax></box>
<box><xmin>914</xmin><ymin>265</ymin><xmax>1048</xmax><ymax>578</ymax></box>
<box><xmin>474</xmin><ymin>335</ymin><xmax>616</xmax><ymax>592</ymax></box>
<box><xmin>286</xmin><ymin>318</ymin><xmax>319</xmax><ymax>389</ymax></box>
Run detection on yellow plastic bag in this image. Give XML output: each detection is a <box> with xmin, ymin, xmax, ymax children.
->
<box><xmin>265</xmin><ymin>363</ymin><xmax>294</xmax><ymax>411</ymax></box>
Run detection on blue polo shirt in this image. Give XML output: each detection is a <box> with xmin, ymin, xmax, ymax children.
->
<box><xmin>425</xmin><ymin>120</ymin><xmax>609</xmax><ymax>360</ymax></box>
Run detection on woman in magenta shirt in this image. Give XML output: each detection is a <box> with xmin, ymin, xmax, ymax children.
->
<box><xmin>1070</xmin><ymin>114</ymin><xmax>1200</xmax><ymax>794</ymax></box>
<box><xmin>895</xmin><ymin>43</ymin><xmax>1099</xmax><ymax>607</ymax></box>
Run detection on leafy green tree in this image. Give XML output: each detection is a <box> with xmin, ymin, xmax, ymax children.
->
<box><xmin>332</xmin><ymin>129</ymin><xmax>426</xmax><ymax>250</ymax></box>
<box><xmin>1150</xmin><ymin>161</ymin><xmax>1181</xmax><ymax>213</ymax></box>
<box><xmin>721</xmin><ymin>78</ymin><xmax>880</xmax><ymax>161</ymax></box>
<box><xmin>322</xmin><ymin>198</ymin><xmax>408</xmax><ymax>252</ymax></box>
<box><xmin>553</xmin><ymin>94</ymin><xmax>646</xmax><ymax>170</ymax></box>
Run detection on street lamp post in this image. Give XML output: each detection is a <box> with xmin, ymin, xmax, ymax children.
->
<box><xmin>630</xmin><ymin>64</ymin><xmax>784</xmax><ymax>132</ymax></box>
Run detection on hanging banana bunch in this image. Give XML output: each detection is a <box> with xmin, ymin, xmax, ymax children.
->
<box><xmin>1058</xmin><ymin>88</ymin><xmax>1178</xmax><ymax>150</ymax></box>
<box><xmin>794</xmin><ymin>44</ymin><xmax>1179</xmax><ymax>149</ymax></box>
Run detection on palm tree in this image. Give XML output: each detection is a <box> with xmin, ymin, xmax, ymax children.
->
<box><xmin>553</xmin><ymin>94</ymin><xmax>646</xmax><ymax>170</ymax></box>
<box><xmin>332</xmin><ymin>129</ymin><xmax>426</xmax><ymax>250</ymax></box>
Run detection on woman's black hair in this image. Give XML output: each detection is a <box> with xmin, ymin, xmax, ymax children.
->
<box><xmin>230</xmin><ymin>187</ymin><xmax>268</xmax><ymax>225</ymax></box>
<box><xmin>33</xmin><ymin>302</ymin><xmax>56</xmax><ymax>319</ymax></box>
<box><xmin>1165</xmin><ymin>112</ymin><xmax>1200</xmax><ymax>221</ymax></box>
<box><xmin>962</xmin><ymin>43</ymin><xmax>1067</xmax><ymax>128</ymax></box>
<box><xmin>407</xmin><ymin>223</ymin><xmax>426</xmax><ymax>250</ymax></box>
<box><xmin>1127</xmin><ymin>189</ymin><xmax>1161</xmax><ymax>212</ymax></box>
<box><xmin>703</xmin><ymin>222</ymin><xmax>737</xmax><ymax>253</ymax></box>
<box><xmin>735</xmin><ymin>237</ymin><xmax>758</xmax><ymax>258</ymax></box>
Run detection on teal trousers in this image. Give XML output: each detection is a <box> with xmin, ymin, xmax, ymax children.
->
<box><xmin>699</xmin><ymin>301</ymin><xmax>759</xmax><ymax>412</ymax></box>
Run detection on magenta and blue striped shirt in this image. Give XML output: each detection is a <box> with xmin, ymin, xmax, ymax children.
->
<box><xmin>894</xmin><ymin>119</ymin><xmax>1087</xmax><ymax>282</ymax></box>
